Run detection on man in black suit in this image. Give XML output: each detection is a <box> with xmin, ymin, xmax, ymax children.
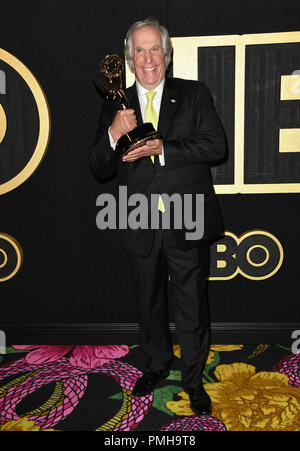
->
<box><xmin>90</xmin><ymin>19</ymin><xmax>226</xmax><ymax>416</ymax></box>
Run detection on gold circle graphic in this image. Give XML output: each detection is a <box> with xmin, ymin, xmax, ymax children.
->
<box><xmin>0</xmin><ymin>103</ymin><xmax>7</xmax><ymax>144</ymax></box>
<box><xmin>0</xmin><ymin>48</ymin><xmax>51</xmax><ymax>195</ymax></box>
<box><xmin>237</xmin><ymin>230</ymin><xmax>284</xmax><ymax>281</ymax></box>
<box><xmin>0</xmin><ymin>248</ymin><xmax>8</xmax><ymax>268</ymax></box>
<box><xmin>0</xmin><ymin>233</ymin><xmax>23</xmax><ymax>282</ymax></box>
<box><xmin>246</xmin><ymin>245</ymin><xmax>270</xmax><ymax>267</ymax></box>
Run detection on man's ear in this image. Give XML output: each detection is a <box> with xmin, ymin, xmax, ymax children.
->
<box><xmin>129</xmin><ymin>62</ymin><xmax>136</xmax><ymax>74</ymax></box>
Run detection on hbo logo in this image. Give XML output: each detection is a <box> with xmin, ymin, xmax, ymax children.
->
<box><xmin>209</xmin><ymin>230</ymin><xmax>283</xmax><ymax>280</ymax></box>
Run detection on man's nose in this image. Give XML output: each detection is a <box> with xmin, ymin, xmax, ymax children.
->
<box><xmin>144</xmin><ymin>50</ymin><xmax>153</xmax><ymax>64</ymax></box>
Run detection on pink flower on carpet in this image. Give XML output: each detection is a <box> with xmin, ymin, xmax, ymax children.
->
<box><xmin>273</xmin><ymin>353</ymin><xmax>300</xmax><ymax>387</ymax></box>
<box><xmin>11</xmin><ymin>345</ymin><xmax>130</xmax><ymax>368</ymax></box>
<box><xmin>160</xmin><ymin>415</ymin><xmax>227</xmax><ymax>431</ymax></box>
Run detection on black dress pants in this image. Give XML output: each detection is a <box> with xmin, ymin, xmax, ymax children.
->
<box><xmin>126</xmin><ymin>228</ymin><xmax>210</xmax><ymax>388</ymax></box>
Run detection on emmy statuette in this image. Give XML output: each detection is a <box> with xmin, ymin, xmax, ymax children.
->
<box><xmin>99</xmin><ymin>54</ymin><xmax>161</xmax><ymax>156</ymax></box>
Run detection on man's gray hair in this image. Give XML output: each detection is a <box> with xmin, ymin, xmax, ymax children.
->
<box><xmin>125</xmin><ymin>18</ymin><xmax>172</xmax><ymax>71</ymax></box>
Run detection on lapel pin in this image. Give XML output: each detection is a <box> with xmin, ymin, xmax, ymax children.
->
<box><xmin>170</xmin><ymin>98</ymin><xmax>176</xmax><ymax>103</ymax></box>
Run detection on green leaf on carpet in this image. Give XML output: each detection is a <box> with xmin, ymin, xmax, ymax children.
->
<box><xmin>5</xmin><ymin>347</ymin><xmax>30</xmax><ymax>354</ymax></box>
<box><xmin>108</xmin><ymin>392</ymin><xmax>123</xmax><ymax>400</ymax></box>
<box><xmin>152</xmin><ymin>385</ymin><xmax>183</xmax><ymax>416</ymax></box>
<box><xmin>202</xmin><ymin>351</ymin><xmax>220</xmax><ymax>382</ymax></box>
<box><xmin>166</xmin><ymin>370</ymin><xmax>182</xmax><ymax>381</ymax></box>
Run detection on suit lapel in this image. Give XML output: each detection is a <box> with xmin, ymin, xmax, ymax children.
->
<box><xmin>124</xmin><ymin>79</ymin><xmax>180</xmax><ymax>171</ymax></box>
<box><xmin>125</xmin><ymin>83</ymin><xmax>151</xmax><ymax>170</ymax></box>
<box><xmin>126</xmin><ymin>79</ymin><xmax>181</xmax><ymax>135</ymax></box>
<box><xmin>158</xmin><ymin>78</ymin><xmax>180</xmax><ymax>139</ymax></box>
<box><xmin>125</xmin><ymin>83</ymin><xmax>143</xmax><ymax>126</ymax></box>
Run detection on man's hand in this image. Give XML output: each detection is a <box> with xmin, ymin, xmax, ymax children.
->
<box><xmin>122</xmin><ymin>139</ymin><xmax>163</xmax><ymax>162</ymax></box>
<box><xmin>110</xmin><ymin>109</ymin><xmax>137</xmax><ymax>143</ymax></box>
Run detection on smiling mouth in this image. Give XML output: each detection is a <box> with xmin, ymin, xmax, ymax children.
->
<box><xmin>143</xmin><ymin>67</ymin><xmax>157</xmax><ymax>73</ymax></box>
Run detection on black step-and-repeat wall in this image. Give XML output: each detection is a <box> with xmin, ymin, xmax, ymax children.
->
<box><xmin>0</xmin><ymin>0</ymin><xmax>299</xmax><ymax>343</ymax></box>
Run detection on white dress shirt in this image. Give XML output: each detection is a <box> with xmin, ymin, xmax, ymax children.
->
<box><xmin>108</xmin><ymin>78</ymin><xmax>165</xmax><ymax>165</ymax></box>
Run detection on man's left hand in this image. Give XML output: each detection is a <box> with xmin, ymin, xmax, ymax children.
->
<box><xmin>122</xmin><ymin>139</ymin><xmax>162</xmax><ymax>162</ymax></box>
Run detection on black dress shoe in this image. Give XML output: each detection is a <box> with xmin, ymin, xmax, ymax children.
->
<box><xmin>185</xmin><ymin>384</ymin><xmax>212</xmax><ymax>416</ymax></box>
<box><xmin>132</xmin><ymin>370</ymin><xmax>169</xmax><ymax>396</ymax></box>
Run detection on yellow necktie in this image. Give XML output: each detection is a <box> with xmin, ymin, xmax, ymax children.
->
<box><xmin>145</xmin><ymin>91</ymin><xmax>165</xmax><ymax>213</ymax></box>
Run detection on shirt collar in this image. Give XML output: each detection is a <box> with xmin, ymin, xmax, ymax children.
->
<box><xmin>136</xmin><ymin>78</ymin><xmax>165</xmax><ymax>98</ymax></box>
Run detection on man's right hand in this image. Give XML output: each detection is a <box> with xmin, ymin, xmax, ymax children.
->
<box><xmin>109</xmin><ymin>109</ymin><xmax>137</xmax><ymax>143</ymax></box>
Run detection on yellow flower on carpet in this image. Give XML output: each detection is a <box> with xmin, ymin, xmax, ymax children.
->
<box><xmin>166</xmin><ymin>390</ymin><xmax>195</xmax><ymax>416</ymax></box>
<box><xmin>173</xmin><ymin>345</ymin><xmax>215</xmax><ymax>365</ymax></box>
<box><xmin>166</xmin><ymin>363</ymin><xmax>300</xmax><ymax>431</ymax></box>
<box><xmin>0</xmin><ymin>416</ymin><xmax>56</xmax><ymax>431</ymax></box>
<box><xmin>204</xmin><ymin>363</ymin><xmax>300</xmax><ymax>431</ymax></box>
<box><xmin>173</xmin><ymin>345</ymin><xmax>181</xmax><ymax>359</ymax></box>
<box><xmin>210</xmin><ymin>345</ymin><xmax>243</xmax><ymax>352</ymax></box>
<box><xmin>173</xmin><ymin>344</ymin><xmax>243</xmax><ymax>364</ymax></box>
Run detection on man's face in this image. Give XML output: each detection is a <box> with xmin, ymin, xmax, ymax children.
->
<box><xmin>131</xmin><ymin>25</ymin><xmax>166</xmax><ymax>90</ymax></box>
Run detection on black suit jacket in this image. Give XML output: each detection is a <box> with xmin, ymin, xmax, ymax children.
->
<box><xmin>90</xmin><ymin>77</ymin><xmax>227</xmax><ymax>256</ymax></box>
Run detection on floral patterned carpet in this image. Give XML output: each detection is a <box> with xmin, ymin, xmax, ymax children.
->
<box><xmin>0</xmin><ymin>344</ymin><xmax>299</xmax><ymax>431</ymax></box>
